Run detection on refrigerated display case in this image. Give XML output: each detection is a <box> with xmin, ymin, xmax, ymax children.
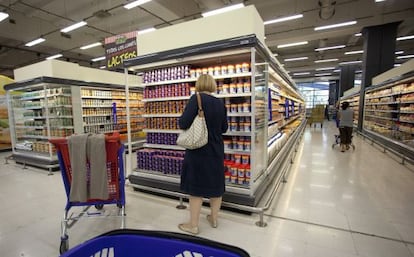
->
<box><xmin>5</xmin><ymin>77</ymin><xmax>144</xmax><ymax>170</ymax></box>
<box><xmin>362</xmin><ymin>71</ymin><xmax>414</xmax><ymax>159</ymax></box>
<box><xmin>124</xmin><ymin>35</ymin><xmax>305</xmax><ymax>206</ymax></box>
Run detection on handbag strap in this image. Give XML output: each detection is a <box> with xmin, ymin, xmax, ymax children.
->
<box><xmin>196</xmin><ymin>92</ymin><xmax>204</xmax><ymax>118</ymax></box>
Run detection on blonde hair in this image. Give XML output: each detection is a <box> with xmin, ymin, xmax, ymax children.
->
<box><xmin>195</xmin><ymin>74</ymin><xmax>217</xmax><ymax>93</ymax></box>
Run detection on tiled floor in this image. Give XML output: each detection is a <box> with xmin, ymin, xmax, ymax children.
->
<box><xmin>1</xmin><ymin>121</ymin><xmax>414</xmax><ymax>257</ymax></box>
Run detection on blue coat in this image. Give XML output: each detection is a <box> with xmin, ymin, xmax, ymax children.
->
<box><xmin>178</xmin><ymin>93</ymin><xmax>228</xmax><ymax>197</ymax></box>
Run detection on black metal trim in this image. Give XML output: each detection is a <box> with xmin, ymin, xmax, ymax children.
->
<box><xmin>362</xmin><ymin>129</ymin><xmax>414</xmax><ymax>160</ymax></box>
<box><xmin>4</xmin><ymin>76</ymin><xmax>126</xmax><ymax>91</ymax></box>
<box><xmin>123</xmin><ymin>34</ymin><xmax>258</xmax><ymax>68</ymax></box>
<box><xmin>128</xmin><ymin>174</ymin><xmax>256</xmax><ymax>206</ymax></box>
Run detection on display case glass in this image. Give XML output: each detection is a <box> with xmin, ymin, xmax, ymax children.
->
<box><xmin>5</xmin><ymin>77</ymin><xmax>144</xmax><ymax>170</ymax></box>
<box><xmin>363</xmin><ymin>74</ymin><xmax>414</xmax><ymax>151</ymax></box>
<box><xmin>124</xmin><ymin>35</ymin><xmax>305</xmax><ymax>206</ymax></box>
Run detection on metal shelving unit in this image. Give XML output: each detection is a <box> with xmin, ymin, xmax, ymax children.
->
<box><xmin>124</xmin><ymin>35</ymin><xmax>305</xmax><ymax>206</ymax></box>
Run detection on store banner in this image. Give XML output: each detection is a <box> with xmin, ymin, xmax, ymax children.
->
<box><xmin>104</xmin><ymin>31</ymin><xmax>138</xmax><ymax>70</ymax></box>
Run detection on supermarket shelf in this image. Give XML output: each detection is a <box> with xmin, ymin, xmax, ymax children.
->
<box><xmin>82</xmin><ymin>105</ymin><xmax>113</xmax><ymax>108</ymax></box>
<box><xmin>82</xmin><ymin>114</ymin><xmax>112</xmax><ymax>117</ymax></box>
<box><xmin>81</xmin><ymin>95</ymin><xmax>113</xmax><ymax>99</ymax></box>
<box><xmin>400</xmin><ymin>100</ymin><xmax>414</xmax><ymax>104</ymax></box>
<box><xmin>224</xmin><ymin>149</ymin><xmax>251</xmax><ymax>155</ymax></box>
<box><xmin>215</xmin><ymin>92</ymin><xmax>252</xmax><ymax>98</ymax></box>
<box><xmin>143</xmin><ymin>129</ymin><xmax>181</xmax><ymax>133</ymax></box>
<box><xmin>399</xmin><ymin>120</ymin><xmax>414</xmax><ymax>124</ymax></box>
<box><xmin>18</xmin><ymin>135</ymin><xmax>63</xmax><ymax>140</ymax></box>
<box><xmin>227</xmin><ymin>112</ymin><xmax>251</xmax><ymax>117</ymax></box>
<box><xmin>366</xmin><ymin>92</ymin><xmax>400</xmax><ymax>99</ymax></box>
<box><xmin>268</xmin><ymin>118</ymin><xmax>283</xmax><ymax>126</ymax></box>
<box><xmin>143</xmin><ymin>72</ymin><xmax>252</xmax><ymax>87</ymax></box>
<box><xmin>21</xmin><ymin>93</ymin><xmax>72</xmax><ymax>101</ymax></box>
<box><xmin>143</xmin><ymin>143</ymin><xmax>184</xmax><ymax>150</ymax></box>
<box><xmin>365</xmin><ymin>114</ymin><xmax>398</xmax><ymax>121</ymax></box>
<box><xmin>84</xmin><ymin>123</ymin><xmax>114</xmax><ymax>126</ymax></box>
<box><xmin>134</xmin><ymin>170</ymin><xmax>180</xmax><ymax>183</ymax></box>
<box><xmin>400</xmin><ymin>110</ymin><xmax>414</xmax><ymax>114</ymax></box>
<box><xmin>366</xmin><ymin>102</ymin><xmax>399</xmax><ymax>105</ymax></box>
<box><xmin>223</xmin><ymin>131</ymin><xmax>251</xmax><ymax>136</ymax></box>
<box><xmin>142</xmin><ymin>114</ymin><xmax>181</xmax><ymax>118</ymax></box>
<box><xmin>16</xmin><ymin>126</ymin><xmax>44</xmax><ymax>129</ymax></box>
<box><xmin>365</xmin><ymin>109</ymin><xmax>399</xmax><ymax>113</ymax></box>
<box><xmin>142</xmin><ymin>96</ymin><xmax>190</xmax><ymax>102</ymax></box>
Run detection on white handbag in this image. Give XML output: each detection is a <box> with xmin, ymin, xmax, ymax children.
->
<box><xmin>176</xmin><ymin>93</ymin><xmax>208</xmax><ymax>149</ymax></box>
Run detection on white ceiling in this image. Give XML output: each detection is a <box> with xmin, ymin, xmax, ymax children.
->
<box><xmin>0</xmin><ymin>0</ymin><xmax>413</xmax><ymax>82</ymax></box>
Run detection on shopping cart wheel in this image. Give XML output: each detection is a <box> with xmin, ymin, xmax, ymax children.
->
<box><xmin>117</xmin><ymin>203</ymin><xmax>123</xmax><ymax>208</ymax></box>
<box><xmin>59</xmin><ymin>238</ymin><xmax>68</xmax><ymax>254</ymax></box>
<box><xmin>95</xmin><ymin>204</ymin><xmax>104</xmax><ymax>210</ymax></box>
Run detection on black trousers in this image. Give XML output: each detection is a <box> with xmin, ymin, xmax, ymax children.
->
<box><xmin>339</xmin><ymin>127</ymin><xmax>353</xmax><ymax>144</ymax></box>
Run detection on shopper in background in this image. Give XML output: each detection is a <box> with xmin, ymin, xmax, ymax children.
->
<box><xmin>338</xmin><ymin>101</ymin><xmax>353</xmax><ymax>152</ymax></box>
<box><xmin>178</xmin><ymin>74</ymin><xmax>228</xmax><ymax>235</ymax></box>
<box><xmin>325</xmin><ymin>105</ymin><xmax>330</xmax><ymax>121</ymax></box>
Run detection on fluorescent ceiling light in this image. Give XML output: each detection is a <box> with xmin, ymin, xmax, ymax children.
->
<box><xmin>124</xmin><ymin>0</ymin><xmax>152</xmax><ymax>10</ymax></box>
<box><xmin>315</xmin><ymin>45</ymin><xmax>346</xmax><ymax>51</ymax></box>
<box><xmin>25</xmin><ymin>37</ymin><xmax>46</xmax><ymax>47</ymax></box>
<box><xmin>316</xmin><ymin>67</ymin><xmax>336</xmax><ymax>71</ymax></box>
<box><xmin>314</xmin><ymin>21</ymin><xmax>357</xmax><ymax>31</ymax></box>
<box><xmin>293</xmin><ymin>72</ymin><xmax>310</xmax><ymax>76</ymax></box>
<box><xmin>138</xmin><ymin>27</ymin><xmax>156</xmax><ymax>34</ymax></box>
<box><xmin>315</xmin><ymin>73</ymin><xmax>332</xmax><ymax>76</ymax></box>
<box><xmin>92</xmin><ymin>56</ymin><xmax>106</xmax><ymax>62</ymax></box>
<box><xmin>202</xmin><ymin>3</ymin><xmax>244</xmax><ymax>17</ymax></box>
<box><xmin>0</xmin><ymin>11</ymin><xmax>9</xmax><ymax>22</ymax></box>
<box><xmin>277</xmin><ymin>41</ymin><xmax>308</xmax><ymax>48</ymax></box>
<box><xmin>80</xmin><ymin>42</ymin><xmax>102</xmax><ymax>50</ymax></box>
<box><xmin>340</xmin><ymin>60</ymin><xmax>362</xmax><ymax>65</ymax></box>
<box><xmin>61</xmin><ymin>21</ymin><xmax>87</xmax><ymax>33</ymax></box>
<box><xmin>46</xmin><ymin>54</ymin><xmax>63</xmax><ymax>60</ymax></box>
<box><xmin>395</xmin><ymin>51</ymin><xmax>404</xmax><ymax>55</ymax></box>
<box><xmin>354</xmin><ymin>33</ymin><xmax>362</xmax><ymax>36</ymax></box>
<box><xmin>99</xmin><ymin>66</ymin><xmax>106</xmax><ymax>69</ymax></box>
<box><xmin>284</xmin><ymin>57</ymin><xmax>308</xmax><ymax>62</ymax></box>
<box><xmin>375</xmin><ymin>0</ymin><xmax>386</xmax><ymax>2</ymax></box>
<box><xmin>394</xmin><ymin>64</ymin><xmax>401</xmax><ymax>67</ymax></box>
<box><xmin>397</xmin><ymin>35</ymin><xmax>414</xmax><ymax>41</ymax></box>
<box><xmin>264</xmin><ymin>14</ymin><xmax>303</xmax><ymax>25</ymax></box>
<box><xmin>397</xmin><ymin>55</ymin><xmax>414</xmax><ymax>59</ymax></box>
<box><xmin>314</xmin><ymin>58</ymin><xmax>338</xmax><ymax>63</ymax></box>
<box><xmin>333</xmin><ymin>69</ymin><xmax>340</xmax><ymax>72</ymax></box>
<box><xmin>345</xmin><ymin>50</ymin><xmax>363</xmax><ymax>55</ymax></box>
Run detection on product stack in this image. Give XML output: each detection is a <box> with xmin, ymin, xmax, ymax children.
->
<box><xmin>138</xmin><ymin>62</ymin><xmax>253</xmax><ymax>187</ymax></box>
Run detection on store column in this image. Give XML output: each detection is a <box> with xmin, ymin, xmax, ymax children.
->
<box><xmin>339</xmin><ymin>65</ymin><xmax>356</xmax><ymax>97</ymax></box>
<box><xmin>357</xmin><ymin>21</ymin><xmax>400</xmax><ymax>131</ymax></box>
<box><xmin>329</xmin><ymin>79</ymin><xmax>339</xmax><ymax>105</ymax></box>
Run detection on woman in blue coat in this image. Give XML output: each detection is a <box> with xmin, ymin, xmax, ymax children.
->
<box><xmin>178</xmin><ymin>74</ymin><xmax>228</xmax><ymax>235</ymax></box>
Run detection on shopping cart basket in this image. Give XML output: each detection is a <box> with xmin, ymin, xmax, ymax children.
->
<box><xmin>50</xmin><ymin>133</ymin><xmax>126</xmax><ymax>254</ymax></box>
<box><xmin>60</xmin><ymin>229</ymin><xmax>250</xmax><ymax>257</ymax></box>
<box><xmin>332</xmin><ymin>134</ymin><xmax>355</xmax><ymax>150</ymax></box>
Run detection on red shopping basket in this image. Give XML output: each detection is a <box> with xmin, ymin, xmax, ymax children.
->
<box><xmin>50</xmin><ymin>133</ymin><xmax>126</xmax><ymax>254</ymax></box>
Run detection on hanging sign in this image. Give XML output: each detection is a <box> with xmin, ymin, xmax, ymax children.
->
<box><xmin>104</xmin><ymin>31</ymin><xmax>137</xmax><ymax>70</ymax></box>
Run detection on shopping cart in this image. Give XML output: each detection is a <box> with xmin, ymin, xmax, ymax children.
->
<box><xmin>50</xmin><ymin>133</ymin><xmax>126</xmax><ymax>254</ymax></box>
<box><xmin>60</xmin><ymin>229</ymin><xmax>250</xmax><ymax>257</ymax></box>
<box><xmin>332</xmin><ymin>134</ymin><xmax>355</xmax><ymax>150</ymax></box>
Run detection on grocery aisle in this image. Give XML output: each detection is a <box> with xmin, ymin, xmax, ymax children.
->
<box><xmin>1</xmin><ymin>121</ymin><xmax>414</xmax><ymax>257</ymax></box>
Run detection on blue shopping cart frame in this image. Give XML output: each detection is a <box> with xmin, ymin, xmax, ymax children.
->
<box><xmin>60</xmin><ymin>229</ymin><xmax>250</xmax><ymax>257</ymax></box>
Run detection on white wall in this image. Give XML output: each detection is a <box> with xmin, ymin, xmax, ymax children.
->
<box><xmin>137</xmin><ymin>5</ymin><xmax>265</xmax><ymax>55</ymax></box>
<box><xmin>13</xmin><ymin>59</ymin><xmax>141</xmax><ymax>86</ymax></box>
<box><xmin>372</xmin><ymin>59</ymin><xmax>414</xmax><ymax>85</ymax></box>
